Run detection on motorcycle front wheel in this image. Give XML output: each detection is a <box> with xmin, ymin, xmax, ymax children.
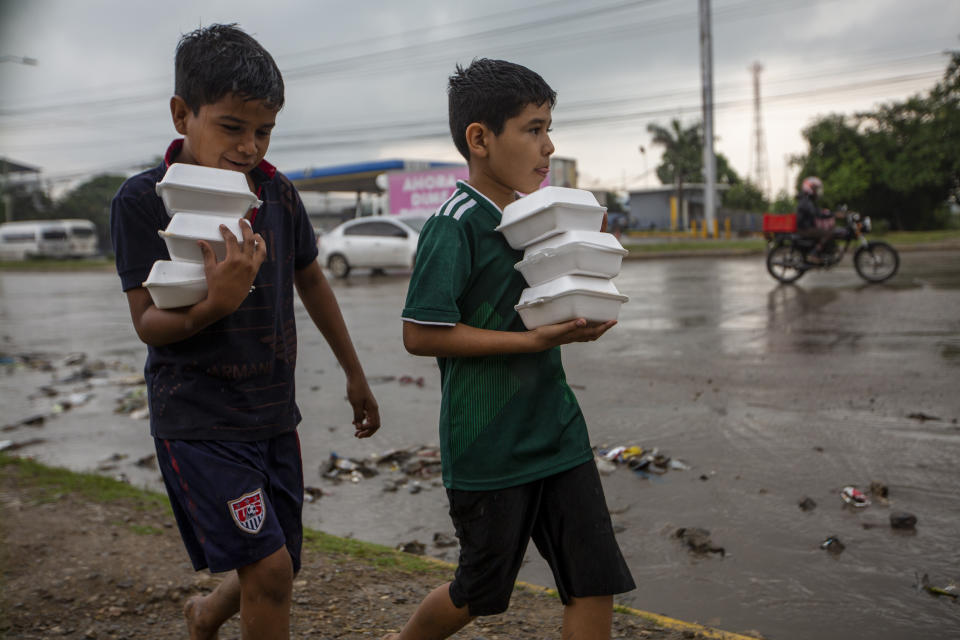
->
<box><xmin>854</xmin><ymin>241</ymin><xmax>899</xmax><ymax>283</ymax></box>
<box><xmin>766</xmin><ymin>244</ymin><xmax>806</xmax><ymax>283</ymax></box>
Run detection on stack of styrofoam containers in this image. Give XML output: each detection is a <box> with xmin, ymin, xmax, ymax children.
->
<box><xmin>495</xmin><ymin>186</ymin><xmax>629</xmax><ymax>329</ymax></box>
<box><xmin>142</xmin><ymin>163</ymin><xmax>260</xmax><ymax>309</ymax></box>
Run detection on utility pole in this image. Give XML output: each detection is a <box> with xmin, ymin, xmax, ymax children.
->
<box><xmin>1</xmin><ymin>159</ymin><xmax>12</xmax><ymax>223</ymax></box>
<box><xmin>750</xmin><ymin>61</ymin><xmax>771</xmax><ymax>198</ymax></box>
<box><xmin>1</xmin><ymin>55</ymin><xmax>38</xmax><ymax>222</ymax></box>
<box><xmin>699</xmin><ymin>0</ymin><xmax>716</xmax><ymax>237</ymax></box>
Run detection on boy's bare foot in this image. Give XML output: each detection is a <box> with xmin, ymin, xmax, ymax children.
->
<box><xmin>184</xmin><ymin>594</ymin><xmax>220</xmax><ymax>640</ymax></box>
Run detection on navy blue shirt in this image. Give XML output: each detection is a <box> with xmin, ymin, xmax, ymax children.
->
<box><xmin>110</xmin><ymin>140</ymin><xmax>318</xmax><ymax>441</ymax></box>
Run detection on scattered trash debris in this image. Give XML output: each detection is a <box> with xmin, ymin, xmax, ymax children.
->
<box><xmin>398</xmin><ymin>375</ymin><xmax>424</xmax><ymax>387</ymax></box>
<box><xmin>821</xmin><ymin>536</ymin><xmax>845</xmax><ymax>554</ymax></box>
<box><xmin>304</xmin><ymin>486</ymin><xmax>326</xmax><ymax>503</ymax></box>
<box><xmin>674</xmin><ymin>527</ymin><xmax>725</xmax><ymax>557</ymax></box>
<box><xmin>841</xmin><ymin>486</ymin><xmax>870</xmax><ymax>508</ymax></box>
<box><xmin>114</xmin><ymin>386</ymin><xmax>147</xmax><ymax>415</ymax></box>
<box><xmin>890</xmin><ymin>512</ymin><xmax>918</xmax><ymax>530</ymax></box>
<box><xmin>321</xmin><ymin>451</ymin><xmax>381</xmax><ymax>483</ymax></box>
<box><xmin>62</xmin><ymin>353</ymin><xmax>87</xmax><ymax>367</ymax></box>
<box><xmin>870</xmin><ymin>482</ymin><xmax>889</xmax><ymax>504</ymax></box>
<box><xmin>0</xmin><ymin>437</ymin><xmax>47</xmax><ymax>452</ymax></box>
<box><xmin>52</xmin><ymin>392</ymin><xmax>94</xmax><ymax>413</ymax></box>
<box><xmin>367</xmin><ymin>374</ymin><xmax>427</xmax><ymax>388</ymax></box>
<box><xmin>53</xmin><ymin>366</ymin><xmax>101</xmax><ymax>385</ymax></box>
<box><xmin>433</xmin><ymin>532</ymin><xmax>457</xmax><ymax>548</ymax></box>
<box><xmin>915</xmin><ymin>573</ymin><xmax>958</xmax><ymax>599</ymax></box>
<box><xmin>798</xmin><ymin>496</ymin><xmax>817</xmax><ymax>512</ymax></box>
<box><xmin>596</xmin><ymin>445</ymin><xmax>688</xmax><ymax>479</ymax></box>
<box><xmin>595</xmin><ymin>457</ymin><xmax>617</xmax><ymax>475</ymax></box>
<box><xmin>134</xmin><ymin>454</ymin><xmax>156</xmax><ymax>469</ymax></box>
<box><xmin>907</xmin><ymin>412</ymin><xmax>941</xmax><ymax>422</ymax></box>
<box><xmin>396</xmin><ymin>540</ymin><xmax>425</xmax><ymax>555</ymax></box>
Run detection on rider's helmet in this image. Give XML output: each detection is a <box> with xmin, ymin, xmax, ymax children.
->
<box><xmin>801</xmin><ymin>176</ymin><xmax>823</xmax><ymax>198</ymax></box>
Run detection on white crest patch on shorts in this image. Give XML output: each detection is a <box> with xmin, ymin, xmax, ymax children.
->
<box><xmin>228</xmin><ymin>489</ymin><xmax>266</xmax><ymax>534</ymax></box>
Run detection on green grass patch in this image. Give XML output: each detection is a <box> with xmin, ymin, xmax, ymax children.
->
<box><xmin>0</xmin><ymin>452</ymin><xmax>169</xmax><ymax>511</ymax></box>
<box><xmin>127</xmin><ymin>523</ymin><xmax>165</xmax><ymax>536</ymax></box>
<box><xmin>1</xmin><ymin>453</ymin><xmax>451</xmax><ymax>577</ymax></box>
<box><xmin>303</xmin><ymin>529</ymin><xmax>449</xmax><ymax>575</ymax></box>
<box><xmin>623</xmin><ymin>238</ymin><xmax>767</xmax><ymax>254</ymax></box>
<box><xmin>880</xmin><ymin>229</ymin><xmax>960</xmax><ymax>245</ymax></box>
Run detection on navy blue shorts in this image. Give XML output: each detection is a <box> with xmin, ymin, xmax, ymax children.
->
<box><xmin>155</xmin><ymin>432</ymin><xmax>304</xmax><ymax>574</ymax></box>
<box><xmin>447</xmin><ymin>459</ymin><xmax>635</xmax><ymax>616</ymax></box>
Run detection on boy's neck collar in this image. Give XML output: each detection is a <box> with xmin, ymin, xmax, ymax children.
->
<box><xmin>162</xmin><ymin>139</ymin><xmax>277</xmax><ymax>180</ymax></box>
<box><xmin>456</xmin><ymin>180</ymin><xmax>506</xmax><ymax>214</ymax></box>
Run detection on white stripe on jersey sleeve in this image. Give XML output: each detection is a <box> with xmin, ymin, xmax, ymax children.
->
<box><xmin>432</xmin><ymin>191</ymin><xmax>461</xmax><ymax>218</ymax></box>
<box><xmin>438</xmin><ymin>191</ymin><xmax>469</xmax><ymax>217</ymax></box>
<box><xmin>452</xmin><ymin>198</ymin><xmax>476</xmax><ymax>220</ymax></box>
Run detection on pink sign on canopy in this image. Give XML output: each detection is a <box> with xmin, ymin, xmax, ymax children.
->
<box><xmin>387</xmin><ymin>166</ymin><xmax>469</xmax><ymax>216</ymax></box>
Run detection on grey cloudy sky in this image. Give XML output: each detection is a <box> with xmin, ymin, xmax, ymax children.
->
<box><xmin>1</xmin><ymin>0</ymin><xmax>957</xmax><ymax>196</ymax></box>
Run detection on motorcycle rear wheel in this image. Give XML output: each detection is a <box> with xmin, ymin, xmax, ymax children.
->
<box><xmin>853</xmin><ymin>241</ymin><xmax>899</xmax><ymax>283</ymax></box>
<box><xmin>766</xmin><ymin>244</ymin><xmax>806</xmax><ymax>283</ymax></box>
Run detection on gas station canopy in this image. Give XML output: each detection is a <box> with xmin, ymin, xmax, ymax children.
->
<box><xmin>286</xmin><ymin>159</ymin><xmax>462</xmax><ymax>193</ymax></box>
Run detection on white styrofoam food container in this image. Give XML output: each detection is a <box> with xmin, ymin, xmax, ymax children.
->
<box><xmin>496</xmin><ymin>186</ymin><xmax>606</xmax><ymax>249</ymax></box>
<box><xmin>142</xmin><ymin>260</ymin><xmax>207</xmax><ymax>309</ymax></box>
<box><xmin>158</xmin><ymin>212</ymin><xmax>246</xmax><ymax>263</ymax></box>
<box><xmin>515</xmin><ymin>230</ymin><xmax>628</xmax><ymax>286</ymax></box>
<box><xmin>156</xmin><ymin>163</ymin><xmax>261</xmax><ymax>217</ymax></box>
<box><xmin>514</xmin><ymin>274</ymin><xmax>628</xmax><ymax>329</ymax></box>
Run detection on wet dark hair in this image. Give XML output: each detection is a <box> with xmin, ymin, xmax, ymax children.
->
<box><xmin>448</xmin><ymin>58</ymin><xmax>556</xmax><ymax>161</ymax></box>
<box><xmin>174</xmin><ymin>23</ymin><xmax>284</xmax><ymax>113</ymax></box>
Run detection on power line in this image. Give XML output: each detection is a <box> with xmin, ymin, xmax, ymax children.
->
<box><xmin>0</xmin><ymin>0</ymin><xmax>822</xmax><ymax>117</ymax></box>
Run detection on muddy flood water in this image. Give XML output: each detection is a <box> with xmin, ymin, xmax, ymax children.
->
<box><xmin>2</xmin><ymin>251</ymin><xmax>959</xmax><ymax>640</ymax></box>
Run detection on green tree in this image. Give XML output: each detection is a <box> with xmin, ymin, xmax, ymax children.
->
<box><xmin>647</xmin><ymin>119</ymin><xmax>742</xmax><ymax>226</ymax></box>
<box><xmin>723</xmin><ymin>180</ymin><xmax>768</xmax><ymax>212</ymax></box>
<box><xmin>0</xmin><ymin>183</ymin><xmax>54</xmax><ymax>222</ymax></box>
<box><xmin>769</xmin><ymin>189</ymin><xmax>796</xmax><ymax>214</ymax></box>
<box><xmin>794</xmin><ymin>50</ymin><xmax>960</xmax><ymax>229</ymax></box>
<box><xmin>54</xmin><ymin>174</ymin><xmax>127</xmax><ymax>253</ymax></box>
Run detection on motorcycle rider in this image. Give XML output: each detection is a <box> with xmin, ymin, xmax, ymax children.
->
<box><xmin>796</xmin><ymin>176</ymin><xmax>838</xmax><ymax>263</ymax></box>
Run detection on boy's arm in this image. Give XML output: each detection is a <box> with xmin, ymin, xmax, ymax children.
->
<box><xmin>126</xmin><ymin>221</ymin><xmax>265</xmax><ymax>346</ymax></box>
<box><xmin>294</xmin><ymin>260</ymin><xmax>381</xmax><ymax>439</ymax></box>
<box><xmin>402</xmin><ymin>318</ymin><xmax>616</xmax><ymax>358</ymax></box>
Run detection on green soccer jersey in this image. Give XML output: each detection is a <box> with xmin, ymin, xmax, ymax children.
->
<box><xmin>401</xmin><ymin>181</ymin><xmax>593</xmax><ymax>490</ymax></box>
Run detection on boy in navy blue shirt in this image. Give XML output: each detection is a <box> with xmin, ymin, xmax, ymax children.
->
<box><xmin>110</xmin><ymin>24</ymin><xmax>380</xmax><ymax>640</ymax></box>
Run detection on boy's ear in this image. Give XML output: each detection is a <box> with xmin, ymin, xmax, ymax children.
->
<box><xmin>170</xmin><ymin>96</ymin><xmax>191</xmax><ymax>136</ymax></box>
<box><xmin>465</xmin><ymin>122</ymin><xmax>489</xmax><ymax>159</ymax></box>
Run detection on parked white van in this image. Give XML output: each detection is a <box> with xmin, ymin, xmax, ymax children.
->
<box><xmin>60</xmin><ymin>219</ymin><xmax>100</xmax><ymax>258</ymax></box>
<box><xmin>0</xmin><ymin>220</ymin><xmax>73</xmax><ymax>260</ymax></box>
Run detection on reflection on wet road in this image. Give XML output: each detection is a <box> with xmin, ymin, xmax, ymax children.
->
<box><xmin>1</xmin><ymin>251</ymin><xmax>958</xmax><ymax>640</ymax></box>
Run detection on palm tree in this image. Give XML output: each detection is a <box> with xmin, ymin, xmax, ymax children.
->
<box><xmin>647</xmin><ymin>120</ymin><xmax>703</xmax><ymax>229</ymax></box>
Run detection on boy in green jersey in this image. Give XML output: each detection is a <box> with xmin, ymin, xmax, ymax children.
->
<box><xmin>393</xmin><ymin>58</ymin><xmax>634</xmax><ymax>640</ymax></box>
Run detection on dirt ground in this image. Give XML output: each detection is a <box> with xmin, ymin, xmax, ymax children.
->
<box><xmin>0</xmin><ymin>459</ymin><xmax>708</xmax><ymax>640</ymax></box>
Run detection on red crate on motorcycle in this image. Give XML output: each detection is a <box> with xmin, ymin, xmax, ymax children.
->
<box><xmin>762</xmin><ymin>213</ymin><xmax>796</xmax><ymax>233</ymax></box>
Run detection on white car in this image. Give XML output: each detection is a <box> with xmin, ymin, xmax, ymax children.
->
<box><xmin>317</xmin><ymin>216</ymin><xmax>427</xmax><ymax>278</ymax></box>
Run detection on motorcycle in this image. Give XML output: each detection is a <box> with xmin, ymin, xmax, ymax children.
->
<box><xmin>765</xmin><ymin>210</ymin><xmax>899</xmax><ymax>284</ymax></box>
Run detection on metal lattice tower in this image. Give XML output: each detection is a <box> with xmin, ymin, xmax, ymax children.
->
<box><xmin>749</xmin><ymin>61</ymin><xmax>771</xmax><ymax>197</ymax></box>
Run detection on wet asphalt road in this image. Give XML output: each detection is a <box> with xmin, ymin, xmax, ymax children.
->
<box><xmin>1</xmin><ymin>250</ymin><xmax>959</xmax><ymax>640</ymax></box>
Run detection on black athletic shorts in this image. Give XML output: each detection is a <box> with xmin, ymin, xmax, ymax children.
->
<box><xmin>446</xmin><ymin>459</ymin><xmax>635</xmax><ymax>616</ymax></box>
